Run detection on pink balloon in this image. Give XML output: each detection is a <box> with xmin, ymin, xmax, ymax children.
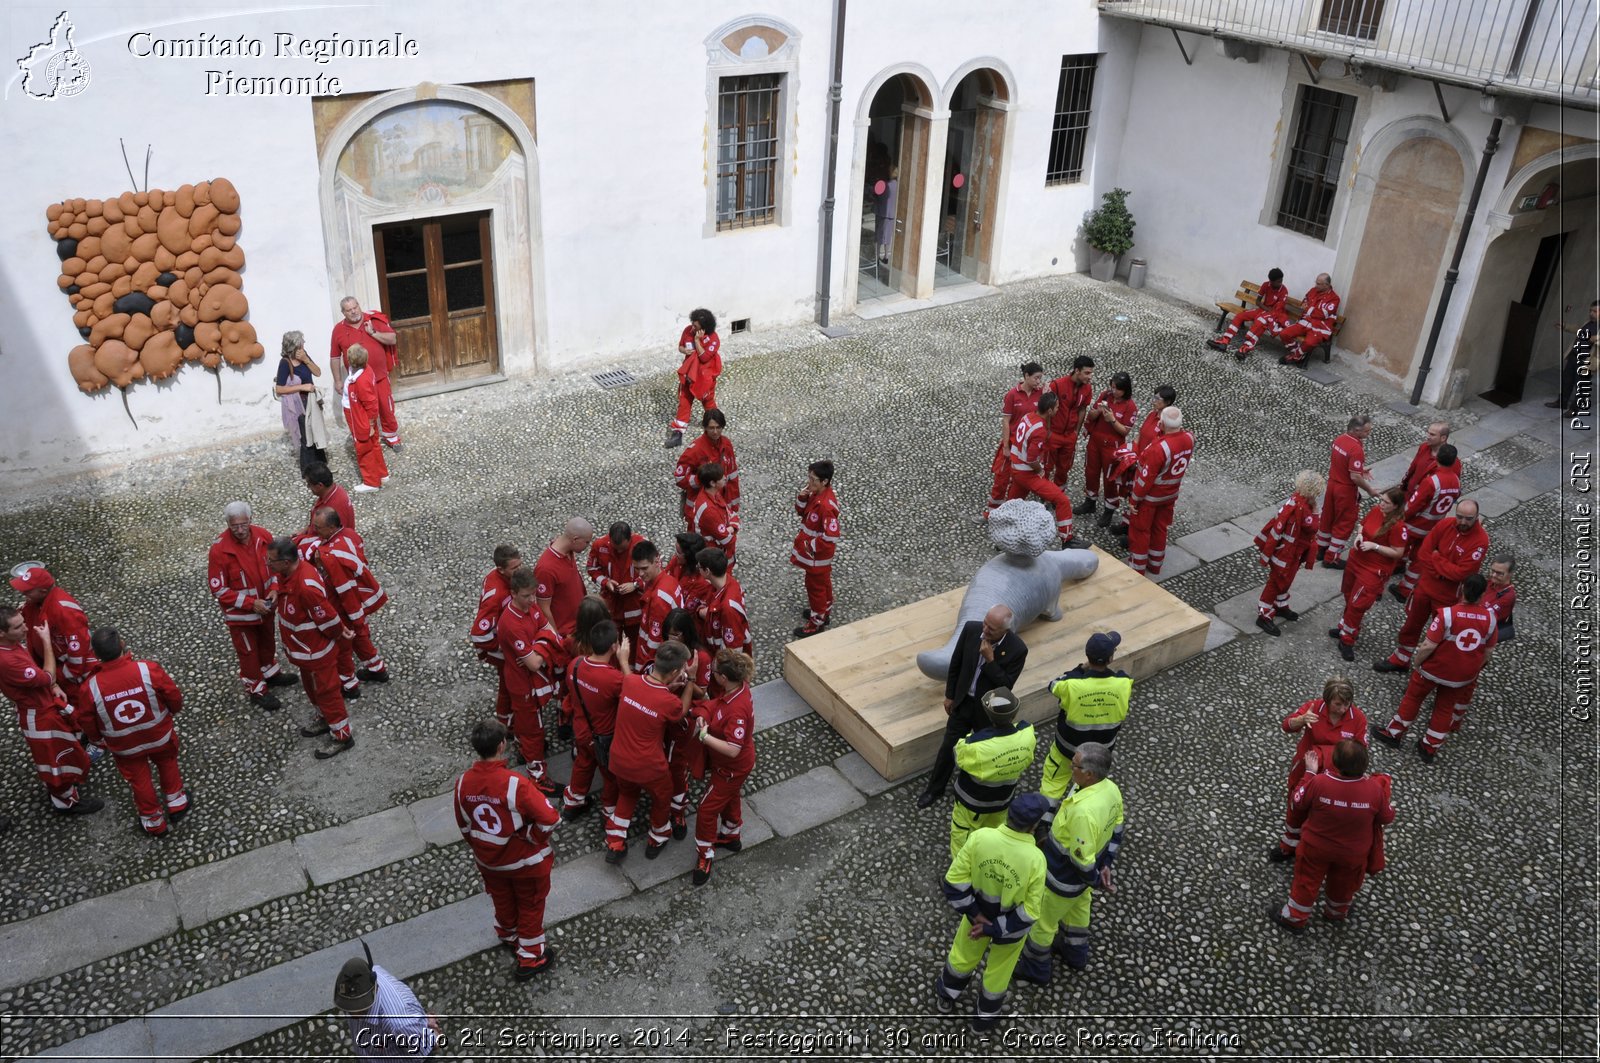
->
<box><xmin>873</xmin><ymin>180</ymin><xmax>887</xmax><ymax>195</ymax></box>
<box><xmin>952</xmin><ymin>173</ymin><xmax>965</xmax><ymax>189</ymax></box>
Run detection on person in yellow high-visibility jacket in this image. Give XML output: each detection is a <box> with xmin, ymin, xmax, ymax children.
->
<box><xmin>936</xmin><ymin>792</ymin><xmax>1048</xmax><ymax>1032</ymax></box>
<box><xmin>1040</xmin><ymin>632</ymin><xmax>1131</xmax><ymax>822</ymax></box>
<box><xmin>949</xmin><ymin>687</ymin><xmax>1036</xmax><ymax>860</ymax></box>
<box><xmin>1016</xmin><ymin>742</ymin><xmax>1123</xmax><ymax>985</ymax></box>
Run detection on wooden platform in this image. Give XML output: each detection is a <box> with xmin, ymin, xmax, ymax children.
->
<box><xmin>783</xmin><ymin>547</ymin><xmax>1210</xmax><ymax>780</ymax></box>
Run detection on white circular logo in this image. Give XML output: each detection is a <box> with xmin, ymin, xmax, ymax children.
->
<box><xmin>472</xmin><ymin>804</ymin><xmax>503</xmax><ymax>834</ymax></box>
<box><xmin>112</xmin><ymin>698</ymin><xmax>146</xmax><ymax>725</ymax></box>
<box><xmin>1454</xmin><ymin>628</ymin><xmax>1484</xmax><ymax>652</ymax></box>
<box><xmin>1168</xmin><ymin>455</ymin><xmax>1191</xmax><ymax>477</ymax></box>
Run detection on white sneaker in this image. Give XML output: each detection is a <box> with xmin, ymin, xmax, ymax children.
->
<box><xmin>380</xmin><ymin>476</ymin><xmax>391</xmax><ymax>486</ymax></box>
<box><xmin>353</xmin><ymin>484</ymin><xmax>380</xmax><ymax>494</ymax></box>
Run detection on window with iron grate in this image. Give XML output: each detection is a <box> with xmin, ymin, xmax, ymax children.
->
<box><xmin>716</xmin><ymin>74</ymin><xmax>782</xmax><ymax>230</ymax></box>
<box><xmin>1046</xmin><ymin>55</ymin><xmax>1099</xmax><ymax>185</ymax></box>
<box><xmin>1318</xmin><ymin>0</ymin><xmax>1385</xmax><ymax>40</ymax></box>
<box><xmin>1275</xmin><ymin>85</ymin><xmax>1356</xmax><ymax>240</ymax></box>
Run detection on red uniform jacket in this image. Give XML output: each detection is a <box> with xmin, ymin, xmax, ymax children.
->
<box><xmin>498</xmin><ymin>601</ymin><xmax>563</xmax><ymax>703</ymax></box>
<box><xmin>706</xmin><ymin>577</ymin><xmax>752</xmax><ymax>656</ymax></box>
<box><xmin>306</xmin><ymin>484</ymin><xmax>356</xmax><ymax>536</ymax></box>
<box><xmin>1419</xmin><ymin>603</ymin><xmax>1497</xmax><ymax>687</ymax></box>
<box><xmin>612</xmin><ymin>673</ymin><xmax>685</xmax><ymax>779</ymax></box>
<box><xmin>1086</xmin><ymin>391</ymin><xmax>1138</xmax><ymax>446</ymax></box>
<box><xmin>587</xmin><ymin>535</ymin><xmax>646</xmax><ymax>627</ymax></box>
<box><xmin>1001</xmin><ymin>384</ymin><xmax>1041</xmax><ymax>429</ymax></box>
<box><xmin>472</xmin><ymin>568</ymin><xmax>514</xmax><ymax>663</ymax></box>
<box><xmin>676</xmin><ymin>326</ymin><xmax>722</xmax><ymax>400</ymax></box>
<box><xmin>77</xmin><ymin>656</ymin><xmax>183</xmax><ymax>759</ymax></box>
<box><xmin>1281</xmin><ymin>698</ymin><xmax>1368</xmax><ymax>795</ymax></box>
<box><xmin>1257</xmin><ymin>495</ymin><xmax>1319</xmax><ymax>571</ymax></box>
<box><xmin>1485</xmin><ymin>583</ymin><xmax>1516</xmax><ymax>640</ymax></box>
<box><xmin>689</xmin><ymin>490</ymin><xmax>738</xmax><ymax>558</ymax></box>
<box><xmin>1347</xmin><ymin>508</ymin><xmax>1411</xmax><ymax>583</ymax></box>
<box><xmin>1131</xmin><ymin>430</ymin><xmax>1195</xmax><ymax>505</ymax></box>
<box><xmin>273</xmin><ymin>560</ymin><xmax>344</xmax><ymax>665</ymax></box>
<box><xmin>674</xmin><ymin>434</ymin><xmax>740</xmax><ymax>514</ymax></box>
<box><xmin>1289</xmin><ymin>770</ymin><xmax>1394</xmax><ymax>860</ymax></box>
<box><xmin>0</xmin><ymin>639</ymin><xmax>63</xmax><ymax>714</ymax></box>
<box><xmin>1008</xmin><ymin>411</ymin><xmax>1048</xmax><ymax>472</ymax></box>
<box><xmin>791</xmin><ymin>487</ymin><xmax>841</xmax><ymax>570</ymax></box>
<box><xmin>0</xmin><ymin>639</ymin><xmax>85</xmax><ymax>789</ymax></box>
<box><xmin>23</xmin><ymin>586</ymin><xmax>96</xmax><ymax>685</ymax></box>
<box><xmin>696</xmin><ymin>682</ymin><xmax>755</xmax><ymax>777</ymax></box>
<box><xmin>341</xmin><ymin>367</ymin><xmax>380</xmax><ymax>441</ymax></box>
<box><xmin>570</xmin><ymin>656</ymin><xmax>625</xmax><ymax>736</ymax></box>
<box><xmin>454</xmin><ymin>759</ymin><xmax>557</xmax><ymax>875</ymax></box>
<box><xmin>1412</xmin><ymin>520</ymin><xmax>1489</xmax><ymax>602</ymax></box>
<box><xmin>533</xmin><ymin>545</ymin><xmax>585</xmax><ymax>636</ymax></box>
<box><xmin>1133</xmin><ymin>410</ymin><xmax>1162</xmax><ymax>456</ymax></box>
<box><xmin>1294</xmin><ymin>286</ymin><xmax>1342</xmax><ymax>336</ymax></box>
<box><xmin>1401</xmin><ymin>442</ymin><xmax>1437</xmax><ymax>495</ymax></box>
<box><xmin>1402</xmin><ymin>465</ymin><xmax>1462</xmax><ymax>540</ymax></box>
<box><xmin>635</xmin><ymin>573</ymin><xmax>685</xmax><ymax>670</ymax></box>
<box><xmin>666</xmin><ymin>556</ymin><xmax>713</xmax><ymax>615</ymax></box>
<box><xmin>315</xmin><ymin>528</ymin><xmax>387</xmax><ymax>624</ymax></box>
<box><xmin>1255</xmin><ymin>279</ymin><xmax>1289</xmax><ymax>318</ymax></box>
<box><xmin>1327</xmin><ymin>433</ymin><xmax>1368</xmax><ymax>496</ymax></box>
<box><xmin>1045</xmin><ymin>377</ymin><xmax>1092</xmax><ymax>447</ymax></box>
<box><xmin>330</xmin><ymin>312</ymin><xmax>398</xmax><ymax>380</ymax></box>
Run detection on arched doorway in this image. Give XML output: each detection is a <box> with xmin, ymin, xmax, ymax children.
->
<box><xmin>938</xmin><ymin>67</ymin><xmax>1010</xmax><ymax>287</ymax></box>
<box><xmin>857</xmin><ymin>73</ymin><xmax>934</xmax><ymax>302</ymax></box>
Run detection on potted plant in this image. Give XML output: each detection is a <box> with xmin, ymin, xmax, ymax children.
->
<box><xmin>1082</xmin><ymin>187</ymin><xmax>1136</xmax><ymax>282</ymax></box>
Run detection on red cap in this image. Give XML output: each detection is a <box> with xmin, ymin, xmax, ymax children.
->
<box><xmin>9</xmin><ymin>566</ymin><xmax>54</xmax><ymax>593</ymax></box>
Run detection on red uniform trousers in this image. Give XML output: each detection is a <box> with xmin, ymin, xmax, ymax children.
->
<box><xmin>374</xmin><ymin>376</ymin><xmax>399</xmax><ymax>442</ymax></box>
<box><xmin>226</xmin><ymin>621</ymin><xmax>282</xmax><ymax>696</ymax></box>
<box><xmin>803</xmin><ymin>565</ymin><xmax>834</xmax><ymax>626</ymax></box>
<box><xmin>115</xmin><ymin>744</ymin><xmax>188</xmax><ymax>834</ymax></box>
<box><xmin>1384</xmin><ymin>671</ymin><xmax>1476</xmax><ymax>753</ymax></box>
<box><xmin>504</xmin><ymin>692</ymin><xmax>549</xmax><ymax>780</ymax></box>
<box><xmin>1005</xmin><ymin>470</ymin><xmax>1075</xmax><ymax>539</ymax></box>
<box><xmin>695</xmin><ymin>768</ymin><xmax>750</xmax><ymax>860</ymax></box>
<box><xmin>352</xmin><ymin>432</ymin><xmax>389</xmax><ymax>488</ymax></box>
<box><xmin>1279</xmin><ymin>840</ymin><xmax>1367</xmax><ymax>926</ymax></box>
<box><xmin>1394</xmin><ymin>536</ymin><xmax>1435</xmax><ymax>594</ymax></box>
<box><xmin>482</xmin><ymin>867</ymin><xmax>551</xmax><ymax>967</ymax></box>
<box><xmin>563</xmin><ymin>711</ymin><xmax>619</xmax><ymax>814</ymax></box>
<box><xmin>608</xmin><ymin>766</ymin><xmax>674</xmax><ymax>849</ymax></box>
<box><xmin>1276</xmin><ymin>323</ymin><xmax>1330</xmax><ymax>360</ymax></box>
<box><xmin>1386</xmin><ymin>586</ymin><xmax>1453</xmax><ymax>666</ymax></box>
<box><xmin>1045</xmin><ymin>438</ymin><xmax>1079</xmax><ymax>488</ymax></box>
<box><xmin>1259</xmin><ymin>556</ymin><xmax>1310</xmax><ymax>619</ymax></box>
<box><xmin>1082</xmin><ymin>437</ymin><xmax>1121</xmax><ymax>503</ymax></box>
<box><xmin>1220</xmin><ymin>308</ymin><xmax>1280</xmax><ymax>349</ymax></box>
<box><xmin>667</xmin><ymin>725</ymin><xmax>706</xmax><ymax>828</ymax></box>
<box><xmin>300</xmin><ymin>657</ymin><xmax>351</xmax><ymax>739</ymax></box>
<box><xmin>490</xmin><ymin>660</ymin><xmax>512</xmax><ymax>725</ymax></box>
<box><xmin>1126</xmin><ymin>501</ymin><xmax>1175</xmax><ymax>575</ymax></box>
<box><xmin>21</xmin><ymin>705</ymin><xmax>92</xmax><ymax>809</ymax></box>
<box><xmin>1317</xmin><ymin>487</ymin><xmax>1361</xmax><ymax>558</ymax></box>
<box><xmin>987</xmin><ymin>447</ymin><xmax>1012</xmax><ymax>509</ymax></box>
<box><xmin>335</xmin><ymin>619</ymin><xmax>384</xmax><ymax>685</ymax></box>
<box><xmin>1336</xmin><ymin>568</ymin><xmax>1386</xmax><ymax>647</ymax></box>
<box><xmin>672</xmin><ymin>379</ymin><xmax>717</xmax><ymax>433</ymax></box>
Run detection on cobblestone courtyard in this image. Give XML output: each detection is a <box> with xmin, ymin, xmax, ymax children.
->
<box><xmin>1</xmin><ymin>275</ymin><xmax>1594</xmax><ymax>1059</ymax></box>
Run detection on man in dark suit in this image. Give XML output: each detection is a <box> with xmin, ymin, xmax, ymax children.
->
<box><xmin>919</xmin><ymin>604</ymin><xmax>1028</xmax><ymax>809</ymax></box>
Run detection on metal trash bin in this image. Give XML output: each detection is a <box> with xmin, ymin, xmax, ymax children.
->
<box><xmin>1128</xmin><ymin>258</ymin><xmax>1148</xmax><ymax>290</ymax></box>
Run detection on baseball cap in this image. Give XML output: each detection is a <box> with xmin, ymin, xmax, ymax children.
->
<box><xmin>1009</xmin><ymin>792</ymin><xmax>1048</xmax><ymax>827</ymax></box>
<box><xmin>333</xmin><ymin>955</ymin><xmax>376</xmax><ymax>1011</ymax></box>
<box><xmin>1086</xmin><ymin>631</ymin><xmax>1121</xmax><ymax>661</ymax></box>
<box><xmin>9</xmin><ymin>562</ymin><xmax>53</xmax><ymax>593</ymax></box>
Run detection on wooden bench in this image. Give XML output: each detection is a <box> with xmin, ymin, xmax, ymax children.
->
<box><xmin>1215</xmin><ymin>281</ymin><xmax>1345</xmax><ymax>363</ymax></box>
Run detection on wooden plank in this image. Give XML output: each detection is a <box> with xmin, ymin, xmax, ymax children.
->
<box><xmin>784</xmin><ymin>547</ymin><xmax>1210</xmax><ymax>780</ymax></box>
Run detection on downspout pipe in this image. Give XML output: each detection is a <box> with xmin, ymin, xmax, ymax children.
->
<box><xmin>815</xmin><ymin>0</ymin><xmax>847</xmax><ymax>329</ymax></box>
<box><xmin>1410</xmin><ymin>116</ymin><xmax>1502</xmax><ymax>406</ymax></box>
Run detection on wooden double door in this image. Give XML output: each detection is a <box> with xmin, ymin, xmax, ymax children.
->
<box><xmin>373</xmin><ymin>211</ymin><xmax>500</xmax><ymax>390</ymax></box>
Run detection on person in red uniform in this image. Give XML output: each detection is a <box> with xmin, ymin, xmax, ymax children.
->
<box><xmin>1400</xmin><ymin>421</ymin><xmax>1452</xmax><ymax>495</ymax></box>
<box><xmin>266</xmin><ymin>536</ymin><xmax>355</xmax><ymax>759</ymax></box>
<box><xmin>301</xmin><ymin>463</ymin><xmax>355</xmax><ymax>536</ymax></box>
<box><xmin>630</xmin><ymin>540</ymin><xmax>685</xmax><ymax>671</ymax></box>
<box><xmin>453</xmin><ymin>719</ymin><xmax>559</xmax><ymax>979</ymax></box>
<box><xmin>1270</xmin><ymin>738</ymin><xmax>1394</xmax><ymax>931</ymax></box>
<box><xmin>662</xmin><ymin>609</ymin><xmax>714</xmax><ymax>841</ymax></box>
<box><xmin>1374</xmin><ymin>573</ymin><xmax>1497</xmax><ymax>760</ymax></box>
<box><xmin>666</xmin><ymin>534</ymin><xmax>712</xmax><ymax>642</ymax></box>
<box><xmin>11</xmin><ymin>564</ymin><xmax>97</xmax><ymax>706</ymax></box>
<box><xmin>1073</xmin><ymin>372</ymin><xmax>1137</xmax><ymax>520</ymax></box>
<box><xmin>604</xmin><ymin>640</ymin><xmax>691</xmax><ymax>863</ymax></box>
<box><xmin>792</xmin><ymin>460</ymin><xmax>842</xmax><ymax>638</ymax></box>
<box><xmin>1377</xmin><ymin>499</ymin><xmax>1487</xmax><ymax>673</ymax></box>
<box><xmin>496</xmin><ymin>568</ymin><xmax>565</xmax><ymax>795</ymax></box>
<box><xmin>340</xmin><ymin>346</ymin><xmax>389</xmax><ymax>492</ymax></box>
<box><xmin>1253</xmin><ymin>471</ymin><xmax>1324</xmax><ymax>634</ymax></box>
<box><xmin>667</xmin><ymin>308</ymin><xmax>722</xmax><ymax>448</ymax></box>
<box><xmin>1484</xmin><ymin>556</ymin><xmax>1517</xmax><ymax>642</ymax></box>
<box><xmin>1208</xmin><ymin>267</ymin><xmax>1290</xmax><ymax>358</ymax></box>
<box><xmin>986</xmin><ymin>362</ymin><xmax>1045</xmax><ymax>515</ymax></box>
<box><xmin>674</xmin><ymin>409</ymin><xmax>739</xmax><ymax>523</ymax></box>
<box><xmin>689</xmin><ymin>464</ymin><xmax>739</xmax><ymax>562</ymax></box>
<box><xmin>1124</xmin><ymin>406</ymin><xmax>1194</xmax><ymax>576</ymax></box>
<box><xmin>691</xmin><ymin>648</ymin><xmax>757</xmax><ymax>886</ymax></box>
<box><xmin>1328</xmin><ymin>487</ymin><xmax>1410</xmax><ymax>663</ymax></box>
<box><xmin>309</xmin><ymin>507</ymin><xmax>390</xmax><ymax>696</ymax></box>
<box><xmin>1317</xmin><ymin>415</ymin><xmax>1379</xmax><ymax>567</ymax></box>
<box><xmin>1269</xmin><ymin>677</ymin><xmax>1367</xmax><ymax>862</ymax></box>
<box><xmin>1044</xmin><ymin>356</ymin><xmax>1094</xmax><ymax>488</ymax></box>
<box><xmin>0</xmin><ymin>605</ymin><xmax>100</xmax><ymax>814</ymax></box>
<box><xmin>207</xmin><ymin>503</ymin><xmax>295</xmax><ymax>711</ymax></box>
<box><xmin>561</xmin><ymin>618</ymin><xmax>629</xmax><ymax>820</ymax></box>
<box><xmin>471</xmin><ymin>544</ymin><xmax>522</xmax><ymax>722</ymax></box>
<box><xmin>77</xmin><ymin>628</ymin><xmax>190</xmax><ymax>836</ymax></box>
<box><xmin>588</xmin><ymin>523</ymin><xmax>647</xmax><ymax>642</ymax></box>
<box><xmin>329</xmin><ymin>296</ymin><xmax>400</xmax><ymax>446</ymax></box>
<box><xmin>533</xmin><ymin>518</ymin><xmax>593</xmax><ymax>638</ymax></box>
<box><xmin>1393</xmin><ymin>443</ymin><xmax>1461</xmax><ymax>598</ymax></box>
<box><xmin>698</xmin><ymin>547</ymin><xmax>752</xmax><ymax>658</ymax></box>
<box><xmin>1003</xmin><ymin>392</ymin><xmax>1083</xmax><ymax>546</ymax></box>
<box><xmin>1109</xmin><ymin>385</ymin><xmax>1176</xmax><ymax>537</ymax></box>
<box><xmin>1276</xmin><ymin>273</ymin><xmax>1342</xmax><ymax>366</ymax></box>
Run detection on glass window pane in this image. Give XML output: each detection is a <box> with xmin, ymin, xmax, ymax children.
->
<box><xmin>386</xmin><ymin>273</ymin><xmax>430</xmax><ymax>321</ymax></box>
<box><xmin>440</xmin><ymin>218</ymin><xmax>482</xmax><ymax>265</ymax></box>
<box><xmin>381</xmin><ymin>225</ymin><xmax>425</xmax><ymax>273</ymax></box>
<box><xmin>445</xmin><ymin>264</ymin><xmax>486</xmax><ymax>311</ymax></box>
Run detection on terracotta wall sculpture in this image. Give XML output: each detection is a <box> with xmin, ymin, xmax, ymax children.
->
<box><xmin>47</xmin><ymin>178</ymin><xmax>263</xmax><ymax>395</ymax></box>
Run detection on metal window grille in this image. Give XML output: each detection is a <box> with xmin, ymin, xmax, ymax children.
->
<box><xmin>1318</xmin><ymin>0</ymin><xmax>1386</xmax><ymax>41</ymax></box>
<box><xmin>1275</xmin><ymin>86</ymin><xmax>1356</xmax><ymax>240</ymax></box>
<box><xmin>1046</xmin><ymin>55</ymin><xmax>1098</xmax><ymax>185</ymax></box>
<box><xmin>716</xmin><ymin>74</ymin><xmax>781</xmax><ymax>231</ymax></box>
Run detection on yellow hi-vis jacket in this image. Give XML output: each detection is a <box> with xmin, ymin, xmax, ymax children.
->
<box><xmin>943</xmin><ymin>823</ymin><xmax>1047</xmax><ymax>944</ymax></box>
<box><xmin>953</xmin><ymin>722</ymin><xmax>1036</xmax><ymax>814</ymax></box>
<box><xmin>1048</xmin><ymin>667</ymin><xmax>1132</xmax><ymax>758</ymax></box>
<box><xmin>1043</xmin><ymin>777</ymin><xmax>1124</xmax><ymax>898</ymax></box>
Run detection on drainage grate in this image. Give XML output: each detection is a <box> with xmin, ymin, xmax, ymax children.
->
<box><xmin>592</xmin><ymin>369</ymin><xmax>637</xmax><ymax>390</ymax></box>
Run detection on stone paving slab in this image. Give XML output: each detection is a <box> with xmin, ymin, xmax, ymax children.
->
<box><xmin>1238</xmin><ymin>502</ymin><xmax>1283</xmax><ymax>534</ymax></box>
<box><xmin>0</xmin><ymin>880</ymin><xmax>179</xmax><ymax>991</ymax></box>
<box><xmin>1149</xmin><ymin>541</ymin><xmax>1201</xmax><ymax>581</ymax></box>
<box><xmin>1493</xmin><ymin>467</ymin><xmax>1560</xmax><ymax>502</ymax></box>
<box><xmin>409</xmin><ymin>792</ymin><xmax>463</xmax><ymax>848</ymax></box>
<box><xmin>618</xmin><ymin>810</ymin><xmax>776</xmax><ymax>892</ymax></box>
<box><xmin>1176</xmin><ymin>521</ymin><xmax>1257</xmax><ymax>562</ymax></box>
<box><xmin>834</xmin><ymin>751</ymin><xmax>896</xmax><ymax>796</ymax></box>
<box><xmin>1364</xmin><ymin>453</ymin><xmax>1412</xmax><ymax>486</ymax></box>
<box><xmin>26</xmin><ymin>1018</ymin><xmax>154</xmax><ymax>1060</ymax></box>
<box><xmin>1522</xmin><ymin>416</ymin><xmax>1572</xmax><ymax>446</ymax></box>
<box><xmin>1473</xmin><ymin>484</ymin><xmax>1522</xmax><ymax>520</ymax></box>
<box><xmin>170</xmin><ymin>840</ymin><xmax>307</xmax><ymax>931</ymax></box>
<box><xmin>752</xmin><ymin>678</ymin><xmax>814</xmax><ymax>732</ymax></box>
<box><xmin>747</xmin><ymin>766</ymin><xmax>866</xmax><ymax>837</ymax></box>
<box><xmin>1451</xmin><ymin>423</ymin><xmax>1514</xmax><ymax>452</ymax></box>
<box><xmin>1302</xmin><ymin>363</ymin><xmax>1341</xmax><ymax>386</ymax></box>
<box><xmin>546</xmin><ymin>851</ymin><xmax>635</xmax><ymax>923</ymax></box>
<box><xmin>366</xmin><ymin>893</ymin><xmax>497</xmax><ymax>974</ymax></box>
<box><xmin>1202</xmin><ymin>613</ymin><xmax>1239</xmax><ymax>652</ymax></box>
<box><xmin>292</xmin><ymin>806</ymin><xmax>425</xmax><ymax>888</ymax></box>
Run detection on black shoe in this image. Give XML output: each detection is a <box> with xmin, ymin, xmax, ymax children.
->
<box><xmin>1235</xmin><ymin>349</ymin><xmax>1252</xmax><ymax>360</ymax></box>
<box><xmin>168</xmin><ymin>796</ymin><xmax>193</xmax><ymax>821</ymax></box>
<box><xmin>604</xmin><ymin>846</ymin><xmax>627</xmax><ymax>864</ymax></box>
<box><xmin>314</xmin><ymin>735</ymin><xmax>355</xmax><ymax>759</ymax></box>
<box><xmin>671</xmin><ymin>816</ymin><xmax>688</xmax><ymax>841</ymax></box>
<box><xmin>1255</xmin><ymin>616</ymin><xmax>1281</xmax><ymax>637</ymax></box>
<box><xmin>54</xmin><ymin>794</ymin><xmax>105</xmax><ymax>816</ymax></box>
<box><xmin>1416</xmin><ymin>743</ymin><xmax>1438</xmax><ymax>764</ymax></box>
<box><xmin>265</xmin><ymin>672</ymin><xmax>299</xmax><ymax>688</ymax></box>
<box><xmin>1338</xmin><ymin>642</ymin><xmax>1355</xmax><ymax>662</ymax></box>
<box><xmin>515</xmin><ymin>948</ymin><xmax>556</xmax><ymax>981</ymax></box>
<box><xmin>1267</xmin><ymin>846</ymin><xmax>1292</xmax><ymax>863</ymax></box>
<box><xmin>934</xmin><ymin>989</ymin><xmax>955</xmax><ymax>1015</ymax></box>
<box><xmin>1096</xmin><ymin>505</ymin><xmax>1116</xmax><ymax>527</ymax></box>
<box><xmin>1370</xmin><ymin>724</ymin><xmax>1402</xmax><ymax>748</ymax></box>
<box><xmin>693</xmin><ymin>854</ymin><xmax>713</xmax><ymax>886</ymax></box>
<box><xmin>534</xmin><ymin>776</ymin><xmax>566</xmax><ymax>799</ymax></box>
<box><xmin>250</xmin><ymin>691</ymin><xmax>282</xmax><ymax>712</ymax></box>
<box><xmin>1277</xmin><ymin>607</ymin><xmax>1300</xmax><ymax>622</ymax></box>
<box><xmin>792</xmin><ymin>622</ymin><xmax>827</xmax><ymax>638</ymax></box>
<box><xmin>1072</xmin><ymin>498</ymin><xmax>1097</xmax><ymax>516</ymax></box>
<box><xmin>644</xmin><ymin>840</ymin><xmax>667</xmax><ymax>860</ymax></box>
<box><xmin>356</xmin><ymin>667</ymin><xmax>389</xmax><ymax>683</ymax></box>
<box><xmin>561</xmin><ymin>797</ymin><xmax>593</xmax><ymax>821</ymax></box>
<box><xmin>1373</xmin><ymin>660</ymin><xmax>1406</xmax><ymax>674</ymax></box>
<box><xmin>1206</xmin><ymin>338</ymin><xmax>1230</xmax><ymax>352</ymax></box>
<box><xmin>972</xmin><ymin>1015</ymin><xmax>1001</xmax><ymax>1034</ymax></box>
<box><xmin>664</xmin><ymin>431</ymin><xmax>683</xmax><ymax>448</ymax></box>
<box><xmin>1061</xmin><ymin>537</ymin><xmax>1091</xmax><ymax>550</ymax></box>
<box><xmin>1321</xmin><ymin>558</ymin><xmax>1346</xmax><ymax>570</ymax></box>
<box><xmin>299</xmin><ymin>719</ymin><xmax>331</xmax><ymax>738</ymax></box>
<box><xmin>1113</xmin><ymin>525</ymin><xmax>1129</xmax><ymax>539</ymax></box>
<box><xmin>342</xmin><ymin>684</ymin><xmax>361</xmax><ymax>700</ymax></box>
<box><xmin>1387</xmin><ymin>584</ymin><xmax>1408</xmax><ymax>603</ymax></box>
<box><xmin>916</xmin><ymin>789</ymin><xmax>941</xmax><ymax>810</ymax></box>
<box><xmin>555</xmin><ymin>722</ymin><xmax>574</xmax><ymax>742</ymax></box>
<box><xmin>1267</xmin><ymin>903</ymin><xmax>1306</xmax><ymax>933</ymax></box>
<box><xmin>714</xmin><ymin>835</ymin><xmax>743</xmax><ymax>853</ymax></box>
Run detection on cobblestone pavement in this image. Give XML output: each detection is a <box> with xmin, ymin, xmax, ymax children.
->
<box><xmin>1</xmin><ymin>274</ymin><xmax>1593</xmax><ymax>1059</ymax></box>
